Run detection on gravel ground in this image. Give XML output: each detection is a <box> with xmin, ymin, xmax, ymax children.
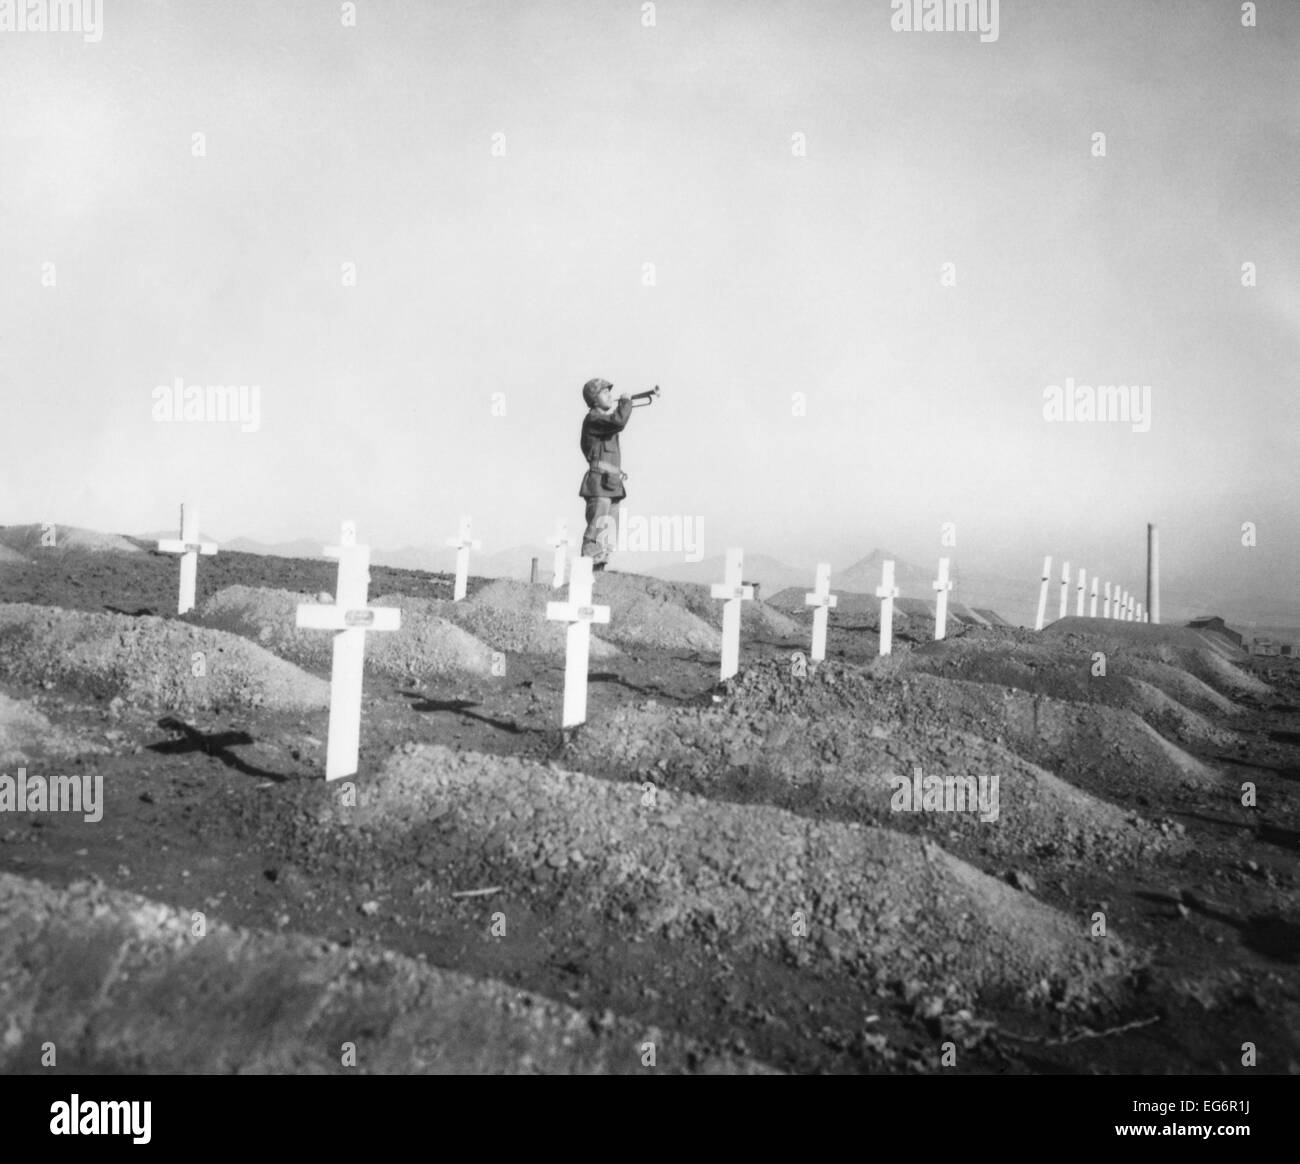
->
<box><xmin>1041</xmin><ymin>618</ymin><xmax>1272</xmax><ymax>699</ymax></box>
<box><xmin>0</xmin><ymin>872</ymin><xmax>776</xmax><ymax>1074</ymax></box>
<box><xmin>311</xmin><ymin>743</ymin><xmax>1139</xmax><ymax>1011</ymax></box>
<box><xmin>896</xmin><ymin>636</ymin><xmax>1245</xmax><ymax>718</ymax></box>
<box><xmin>0</xmin><ymin>602</ymin><xmax>328</xmax><ymax>714</ymax></box>
<box><xmin>0</xmin><ymin>691</ymin><xmax>109</xmax><ymax>767</ymax></box>
<box><xmin>576</xmin><ymin>659</ymin><xmax>1186</xmax><ymax>870</ymax></box>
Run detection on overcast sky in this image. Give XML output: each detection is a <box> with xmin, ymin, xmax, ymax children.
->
<box><xmin>2</xmin><ymin>0</ymin><xmax>1297</xmax><ymax>598</ymax></box>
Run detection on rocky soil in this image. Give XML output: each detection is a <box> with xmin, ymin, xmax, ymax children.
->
<box><xmin>0</xmin><ymin>543</ymin><xmax>1297</xmax><ymax>1075</ymax></box>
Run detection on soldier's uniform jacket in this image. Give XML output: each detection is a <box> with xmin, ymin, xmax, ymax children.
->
<box><xmin>578</xmin><ymin>398</ymin><xmax>634</xmax><ymax>500</ymax></box>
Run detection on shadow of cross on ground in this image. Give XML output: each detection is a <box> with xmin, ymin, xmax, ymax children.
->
<box><xmin>399</xmin><ymin>692</ymin><xmax>533</xmax><ymax>736</ymax></box>
<box><xmin>148</xmin><ymin>717</ymin><xmax>288</xmax><ymax>782</ymax></box>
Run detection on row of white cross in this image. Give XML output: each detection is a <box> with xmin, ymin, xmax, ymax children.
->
<box><xmin>156</xmin><ymin>505</ymin><xmax>489</xmax><ymax>614</ymax></box>
<box><xmin>543</xmin><ymin>549</ymin><xmax>955</xmax><ymax>729</ymax></box>
<box><xmin>153</xmin><ymin>504</ymin><xmax>987</xmax><ymax>781</ymax></box>
<box><xmin>1032</xmin><ymin>555</ymin><xmax>1147</xmax><ymax>632</ymax></box>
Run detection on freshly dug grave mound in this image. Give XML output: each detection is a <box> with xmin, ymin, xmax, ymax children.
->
<box><xmin>895</xmin><ymin>637</ymin><xmax>1240</xmax><ymax>719</ymax></box>
<box><xmin>1109</xmin><ymin>677</ymin><xmax>1244</xmax><ymax>750</ymax></box>
<box><xmin>316</xmin><ymin>745</ymin><xmax>1139</xmax><ymax>1009</ymax></box>
<box><xmin>0</xmin><ymin>873</ymin><xmax>772</xmax><ymax>1075</ymax></box>
<box><xmin>451</xmin><ymin>580</ymin><xmax>622</xmax><ymax>658</ymax></box>
<box><xmin>850</xmin><ymin>669</ymin><xmax>1223</xmax><ymax>801</ymax></box>
<box><xmin>1041</xmin><ymin>618</ymin><xmax>1270</xmax><ymax>699</ymax></box>
<box><xmin>200</xmin><ymin>586</ymin><xmax>502</xmax><ymax>679</ymax></box>
<box><xmin>0</xmin><ymin>604</ymin><xmax>327</xmax><ymax>713</ymax></box>
<box><xmin>0</xmin><ymin>690</ymin><xmax>109</xmax><ymax>767</ymax></box>
<box><xmin>0</xmin><ymin>524</ymin><xmax>141</xmax><ymax>554</ymax></box>
<box><xmin>666</xmin><ymin>588</ymin><xmax>802</xmax><ymax>641</ymax></box>
<box><xmin>573</xmin><ymin>571</ymin><xmax>799</xmax><ymax>643</ymax></box>
<box><xmin>578</xmin><ymin>686</ymin><xmax>1181</xmax><ymax>869</ymax></box>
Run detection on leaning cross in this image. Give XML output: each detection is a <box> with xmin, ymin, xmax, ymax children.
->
<box><xmin>804</xmin><ymin>562</ymin><xmax>838</xmax><ymax>662</ymax></box>
<box><xmin>157</xmin><ymin>502</ymin><xmax>218</xmax><ymax>615</ymax></box>
<box><xmin>548</xmin><ymin>519</ymin><xmax>575</xmax><ymax>589</ymax></box>
<box><xmin>545</xmin><ymin>555</ymin><xmax>610</xmax><ymax>727</ymax></box>
<box><xmin>1034</xmin><ymin>555</ymin><xmax>1053</xmax><ymax>631</ymax></box>
<box><xmin>295</xmin><ymin>521</ymin><xmax>400</xmax><ymax>780</ymax></box>
<box><xmin>875</xmin><ymin>559</ymin><xmax>901</xmax><ymax>656</ymax></box>
<box><xmin>710</xmin><ymin>547</ymin><xmax>754</xmax><ymax>680</ymax></box>
<box><xmin>445</xmin><ymin>515</ymin><xmax>482</xmax><ymax>602</ymax></box>
<box><xmin>932</xmin><ymin>557</ymin><xmax>954</xmax><ymax>641</ymax></box>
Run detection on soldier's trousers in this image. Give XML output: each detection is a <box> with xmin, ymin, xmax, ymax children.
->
<box><xmin>581</xmin><ymin>497</ymin><xmax>620</xmax><ymax>565</ymax></box>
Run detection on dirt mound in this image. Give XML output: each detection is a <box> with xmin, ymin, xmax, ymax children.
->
<box><xmin>578</xmin><ymin>666</ymin><xmax>1182</xmax><ymax>869</ymax></box>
<box><xmin>897</xmin><ymin>636</ymin><xmax>1241</xmax><ymax>719</ymax></box>
<box><xmin>572</xmin><ymin>572</ymin><xmax>723</xmax><ymax>651</ymax></box>
<box><xmin>0</xmin><ymin>872</ymin><xmax>773</xmax><ymax>1074</ymax></box>
<box><xmin>200</xmin><ymin>585</ymin><xmax>501</xmax><ymax>679</ymax></box>
<box><xmin>0</xmin><ymin>524</ymin><xmax>141</xmax><ymax>554</ymax></box>
<box><xmin>0</xmin><ymin>690</ymin><xmax>109</xmax><ymax>767</ymax></box>
<box><xmin>865</xmin><ymin>669</ymin><xmax>1223</xmax><ymax>799</ymax></box>
<box><xmin>588</xmin><ymin>572</ymin><xmax>799</xmax><ymax>643</ymax></box>
<box><xmin>1042</xmin><ymin>618</ymin><xmax>1269</xmax><ymax>699</ymax></box>
<box><xmin>446</xmin><ymin>579</ymin><xmax>621</xmax><ymax>658</ymax></box>
<box><xmin>0</xmin><ymin>603</ymin><xmax>328</xmax><ymax>713</ymax></box>
<box><xmin>0</xmin><ymin>544</ymin><xmax>28</xmax><ymax>565</ymax></box>
<box><xmin>316</xmin><ymin>745</ymin><xmax>1138</xmax><ymax>1009</ymax></box>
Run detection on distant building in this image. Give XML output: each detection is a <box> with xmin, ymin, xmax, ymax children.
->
<box><xmin>1187</xmin><ymin>616</ymin><xmax>1244</xmax><ymax>648</ymax></box>
<box><xmin>1252</xmin><ymin>638</ymin><xmax>1279</xmax><ymax>657</ymax></box>
<box><xmin>1282</xmin><ymin>644</ymin><xmax>1295</xmax><ymax>658</ymax></box>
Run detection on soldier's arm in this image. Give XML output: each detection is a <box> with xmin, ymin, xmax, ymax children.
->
<box><xmin>584</xmin><ymin>398</ymin><xmax>634</xmax><ymax>437</ymax></box>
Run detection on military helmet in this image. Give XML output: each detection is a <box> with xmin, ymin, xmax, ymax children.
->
<box><xmin>582</xmin><ymin>378</ymin><xmax>613</xmax><ymax>407</ymax></box>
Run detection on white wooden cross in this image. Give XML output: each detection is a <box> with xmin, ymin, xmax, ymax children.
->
<box><xmin>875</xmin><ymin>559</ymin><xmax>901</xmax><ymax>656</ymax></box>
<box><xmin>1075</xmin><ymin>566</ymin><xmax>1086</xmax><ymax>617</ymax></box>
<box><xmin>1128</xmin><ymin>594</ymin><xmax>1136</xmax><ymax>621</ymax></box>
<box><xmin>1035</xmin><ymin>555</ymin><xmax>1053</xmax><ymax>631</ymax></box>
<box><xmin>1137</xmin><ymin>601</ymin><xmax>1144</xmax><ymax>622</ymax></box>
<box><xmin>1103</xmin><ymin>581</ymin><xmax>1112</xmax><ymax>619</ymax></box>
<box><xmin>157</xmin><ymin>502</ymin><xmax>218</xmax><ymax>615</ymax></box>
<box><xmin>296</xmin><ymin>521</ymin><xmax>400</xmax><ymax>780</ymax></box>
<box><xmin>545</xmin><ymin>555</ymin><xmax>610</xmax><ymax>727</ymax></box>
<box><xmin>1089</xmin><ymin>576</ymin><xmax>1099</xmax><ymax>618</ymax></box>
<box><xmin>1058</xmin><ymin>559</ymin><xmax>1070</xmax><ymax>621</ymax></box>
<box><xmin>445</xmin><ymin>515</ymin><xmax>482</xmax><ymax>602</ymax></box>
<box><xmin>932</xmin><ymin>557</ymin><xmax>954</xmax><ymax>641</ymax></box>
<box><xmin>804</xmin><ymin>562</ymin><xmax>838</xmax><ymax>662</ymax></box>
<box><xmin>710</xmin><ymin>547</ymin><xmax>754</xmax><ymax>680</ymax></box>
<box><xmin>548</xmin><ymin>519</ymin><xmax>576</xmax><ymax>589</ymax></box>
<box><xmin>1124</xmin><ymin>590</ymin><xmax>1132</xmax><ymax>621</ymax></box>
